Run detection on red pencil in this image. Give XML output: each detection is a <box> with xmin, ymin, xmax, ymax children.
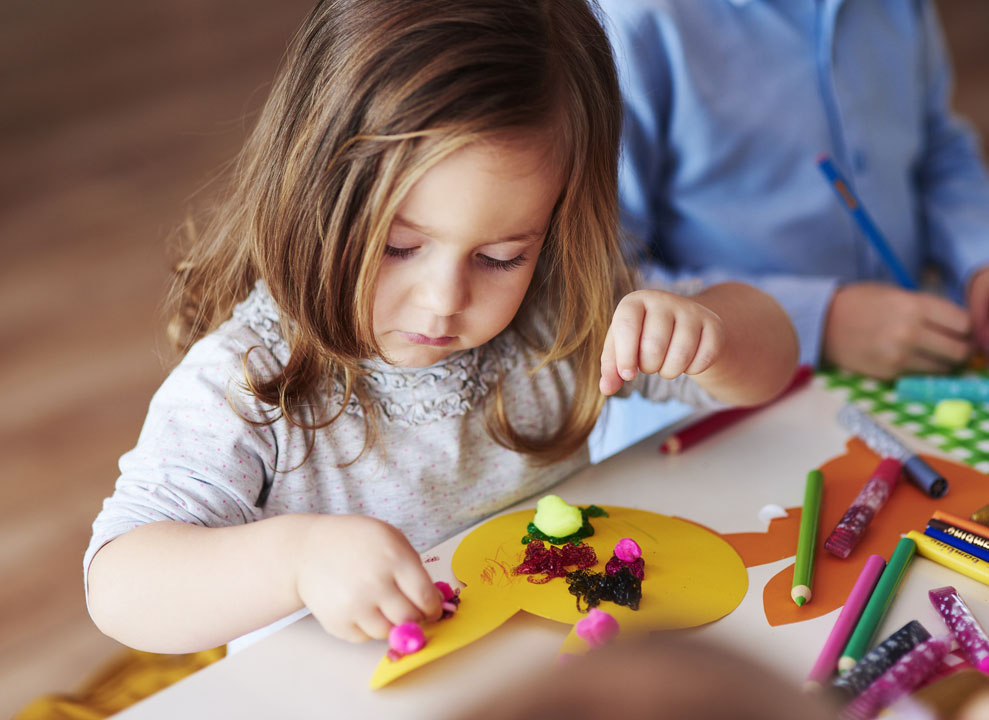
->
<box><xmin>659</xmin><ymin>364</ymin><xmax>812</xmax><ymax>454</ymax></box>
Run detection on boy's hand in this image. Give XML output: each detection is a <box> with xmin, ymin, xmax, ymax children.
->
<box><xmin>824</xmin><ymin>283</ymin><xmax>971</xmax><ymax>380</ymax></box>
<box><xmin>600</xmin><ymin>289</ymin><xmax>725</xmax><ymax>395</ymax></box>
<box><xmin>295</xmin><ymin>515</ymin><xmax>442</xmax><ymax>642</ymax></box>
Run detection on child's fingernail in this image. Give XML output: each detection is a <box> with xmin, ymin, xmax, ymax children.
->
<box><xmin>620</xmin><ymin>368</ymin><xmax>636</xmax><ymax>381</ymax></box>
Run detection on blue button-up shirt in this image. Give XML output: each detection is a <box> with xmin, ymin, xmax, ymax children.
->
<box><xmin>600</xmin><ymin>0</ymin><xmax>989</xmax><ymax>365</ymax></box>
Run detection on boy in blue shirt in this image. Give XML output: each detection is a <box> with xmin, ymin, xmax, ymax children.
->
<box><xmin>599</xmin><ymin>0</ymin><xmax>989</xmax><ymax>381</ymax></box>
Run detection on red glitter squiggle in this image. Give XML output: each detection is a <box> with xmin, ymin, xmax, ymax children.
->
<box><xmin>513</xmin><ymin>540</ymin><xmax>598</xmax><ymax>583</ymax></box>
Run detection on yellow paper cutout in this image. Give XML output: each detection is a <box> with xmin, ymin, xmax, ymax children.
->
<box><xmin>370</xmin><ymin>506</ymin><xmax>747</xmax><ymax>688</ymax></box>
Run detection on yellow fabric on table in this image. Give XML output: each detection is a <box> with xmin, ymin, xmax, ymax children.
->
<box><xmin>14</xmin><ymin>647</ymin><xmax>225</xmax><ymax>720</ymax></box>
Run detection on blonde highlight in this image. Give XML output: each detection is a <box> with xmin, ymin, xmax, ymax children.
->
<box><xmin>165</xmin><ymin>0</ymin><xmax>631</xmax><ymax>465</ymax></box>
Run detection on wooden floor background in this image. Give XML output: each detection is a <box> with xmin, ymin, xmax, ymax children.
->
<box><xmin>1</xmin><ymin>1</ymin><xmax>986</xmax><ymax>716</ymax></box>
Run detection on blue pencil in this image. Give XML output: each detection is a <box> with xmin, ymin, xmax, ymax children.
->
<box><xmin>816</xmin><ymin>153</ymin><xmax>918</xmax><ymax>290</ymax></box>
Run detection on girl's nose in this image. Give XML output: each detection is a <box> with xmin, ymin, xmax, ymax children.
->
<box><xmin>416</xmin><ymin>262</ymin><xmax>470</xmax><ymax>317</ymax></box>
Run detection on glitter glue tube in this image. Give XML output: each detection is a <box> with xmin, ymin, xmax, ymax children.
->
<box><xmin>825</xmin><ymin>458</ymin><xmax>901</xmax><ymax>559</ymax></box>
<box><xmin>907</xmin><ymin>530</ymin><xmax>989</xmax><ymax>586</ymax></box>
<box><xmin>895</xmin><ymin>375</ymin><xmax>989</xmax><ymax>403</ymax></box>
<box><xmin>841</xmin><ymin>635</ymin><xmax>952</xmax><ymax>720</ymax></box>
<box><xmin>806</xmin><ymin>554</ymin><xmax>886</xmax><ymax>688</ymax></box>
<box><xmin>831</xmin><ymin>620</ymin><xmax>931</xmax><ymax>699</ymax></box>
<box><xmin>836</xmin><ymin>404</ymin><xmax>948</xmax><ymax>498</ymax></box>
<box><xmin>839</xmin><ymin>536</ymin><xmax>917</xmax><ymax>670</ymax></box>
<box><xmin>928</xmin><ymin>586</ymin><xmax>989</xmax><ymax>673</ymax></box>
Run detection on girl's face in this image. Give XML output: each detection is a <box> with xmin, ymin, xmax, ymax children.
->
<box><xmin>373</xmin><ymin>134</ymin><xmax>564</xmax><ymax>368</ymax></box>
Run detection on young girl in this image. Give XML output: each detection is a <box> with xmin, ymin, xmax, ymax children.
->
<box><xmin>86</xmin><ymin>0</ymin><xmax>798</xmax><ymax>653</ymax></box>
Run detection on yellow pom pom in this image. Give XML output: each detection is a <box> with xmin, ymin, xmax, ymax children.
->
<box><xmin>932</xmin><ymin>398</ymin><xmax>973</xmax><ymax>429</ymax></box>
<box><xmin>532</xmin><ymin>495</ymin><xmax>583</xmax><ymax>537</ymax></box>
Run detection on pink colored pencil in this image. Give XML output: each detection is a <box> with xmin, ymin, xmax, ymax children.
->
<box><xmin>805</xmin><ymin>554</ymin><xmax>886</xmax><ymax>688</ymax></box>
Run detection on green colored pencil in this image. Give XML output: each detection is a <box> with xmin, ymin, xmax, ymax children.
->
<box><xmin>838</xmin><ymin>535</ymin><xmax>917</xmax><ymax>670</ymax></box>
<box><xmin>791</xmin><ymin>469</ymin><xmax>824</xmax><ymax>606</ymax></box>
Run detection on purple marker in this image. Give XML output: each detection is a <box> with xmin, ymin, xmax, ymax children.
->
<box><xmin>825</xmin><ymin>458</ymin><xmax>902</xmax><ymax>559</ymax></box>
<box><xmin>929</xmin><ymin>586</ymin><xmax>989</xmax><ymax>674</ymax></box>
<box><xmin>841</xmin><ymin>635</ymin><xmax>952</xmax><ymax>720</ymax></box>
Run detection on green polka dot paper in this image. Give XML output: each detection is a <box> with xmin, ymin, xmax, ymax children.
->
<box><xmin>822</xmin><ymin>369</ymin><xmax>989</xmax><ymax>473</ymax></box>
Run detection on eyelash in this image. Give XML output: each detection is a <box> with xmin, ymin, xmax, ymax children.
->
<box><xmin>384</xmin><ymin>246</ymin><xmax>527</xmax><ymax>272</ymax></box>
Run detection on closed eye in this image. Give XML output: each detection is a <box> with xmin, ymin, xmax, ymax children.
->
<box><xmin>478</xmin><ymin>253</ymin><xmax>527</xmax><ymax>271</ymax></box>
<box><xmin>384</xmin><ymin>245</ymin><xmax>417</xmax><ymax>259</ymax></box>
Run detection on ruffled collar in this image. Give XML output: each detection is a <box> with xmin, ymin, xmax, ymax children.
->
<box><xmin>231</xmin><ymin>281</ymin><xmax>520</xmax><ymax>426</ymax></box>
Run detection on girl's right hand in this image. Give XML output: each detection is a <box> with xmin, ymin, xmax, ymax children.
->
<box><xmin>295</xmin><ymin>515</ymin><xmax>443</xmax><ymax>642</ymax></box>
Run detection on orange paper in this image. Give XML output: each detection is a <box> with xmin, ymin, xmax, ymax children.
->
<box><xmin>723</xmin><ymin>438</ymin><xmax>988</xmax><ymax>626</ymax></box>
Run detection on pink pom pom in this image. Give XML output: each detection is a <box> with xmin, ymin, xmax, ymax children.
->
<box><xmin>614</xmin><ymin>538</ymin><xmax>641</xmax><ymax>562</ymax></box>
<box><xmin>434</xmin><ymin>581</ymin><xmax>456</xmax><ymax>601</ymax></box>
<box><xmin>575</xmin><ymin>608</ymin><xmax>620</xmax><ymax>648</ymax></box>
<box><xmin>388</xmin><ymin>622</ymin><xmax>426</xmax><ymax>657</ymax></box>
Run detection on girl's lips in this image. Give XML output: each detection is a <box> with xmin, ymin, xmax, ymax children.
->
<box><xmin>400</xmin><ymin>332</ymin><xmax>455</xmax><ymax>347</ymax></box>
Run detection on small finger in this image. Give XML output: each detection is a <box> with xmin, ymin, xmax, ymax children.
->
<box><xmin>395</xmin><ymin>565</ymin><xmax>443</xmax><ymax>621</ymax></box>
<box><xmin>659</xmin><ymin>316</ymin><xmax>700</xmax><ymax>378</ymax></box>
<box><xmin>325</xmin><ymin>619</ymin><xmax>371</xmax><ymax>644</ymax></box>
<box><xmin>637</xmin><ymin>314</ymin><xmax>673</xmax><ymax>375</ymax></box>
<box><xmin>967</xmin><ymin>289</ymin><xmax>989</xmax><ymax>351</ymax></box>
<box><xmin>921</xmin><ymin>295</ymin><xmax>972</xmax><ymax>337</ymax></box>
<box><xmin>599</xmin><ymin>327</ymin><xmax>623</xmax><ymax>395</ymax></box>
<box><xmin>612</xmin><ymin>300</ymin><xmax>646</xmax><ymax>382</ymax></box>
<box><xmin>355</xmin><ymin>608</ymin><xmax>394</xmax><ymax>640</ymax></box>
<box><xmin>901</xmin><ymin>349</ymin><xmax>957</xmax><ymax>375</ymax></box>
<box><xmin>684</xmin><ymin>323</ymin><xmax>723</xmax><ymax>375</ymax></box>
<box><xmin>912</xmin><ymin>324</ymin><xmax>973</xmax><ymax>366</ymax></box>
<box><xmin>379</xmin><ymin>587</ymin><xmax>427</xmax><ymax>627</ymax></box>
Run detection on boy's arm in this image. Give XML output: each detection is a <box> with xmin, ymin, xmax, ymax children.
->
<box><xmin>688</xmin><ymin>282</ymin><xmax>799</xmax><ymax>407</ymax></box>
<box><xmin>87</xmin><ymin>513</ymin><xmax>441</xmax><ymax>653</ymax></box>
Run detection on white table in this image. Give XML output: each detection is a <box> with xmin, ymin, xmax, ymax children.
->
<box><xmin>114</xmin><ymin>380</ymin><xmax>989</xmax><ymax>719</ymax></box>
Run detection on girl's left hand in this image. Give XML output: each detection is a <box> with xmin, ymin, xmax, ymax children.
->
<box><xmin>600</xmin><ymin>289</ymin><xmax>725</xmax><ymax>395</ymax></box>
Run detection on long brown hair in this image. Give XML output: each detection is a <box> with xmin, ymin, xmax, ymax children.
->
<box><xmin>166</xmin><ymin>0</ymin><xmax>632</xmax><ymax>463</ymax></box>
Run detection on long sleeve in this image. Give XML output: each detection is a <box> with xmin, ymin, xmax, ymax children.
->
<box><xmin>83</xmin><ymin>329</ymin><xmax>283</xmax><ymax>601</ymax></box>
<box><xmin>916</xmin><ymin>0</ymin><xmax>989</xmax><ymax>296</ymax></box>
<box><xmin>614</xmin><ymin>7</ymin><xmax>838</xmax><ymax>368</ymax></box>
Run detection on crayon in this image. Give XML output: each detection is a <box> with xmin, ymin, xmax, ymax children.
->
<box><xmin>974</xmin><ymin>504</ymin><xmax>989</xmax><ymax>526</ymax></box>
<box><xmin>927</xmin><ymin>518</ymin><xmax>989</xmax><ymax>553</ymax></box>
<box><xmin>895</xmin><ymin>375</ymin><xmax>989</xmax><ymax>404</ymax></box>
<box><xmin>805</xmin><ymin>554</ymin><xmax>886</xmax><ymax>688</ymax></box>
<box><xmin>825</xmin><ymin>458</ymin><xmax>901</xmax><ymax>559</ymax></box>
<box><xmin>816</xmin><ymin>154</ymin><xmax>917</xmax><ymax>290</ymax></box>
<box><xmin>659</xmin><ymin>365</ymin><xmax>812</xmax><ymax>454</ymax></box>
<box><xmin>925</xmin><ymin>526</ymin><xmax>989</xmax><ymax>563</ymax></box>
<box><xmin>932</xmin><ymin>511</ymin><xmax>989</xmax><ymax>542</ymax></box>
<box><xmin>841</xmin><ymin>636</ymin><xmax>952</xmax><ymax>720</ymax></box>
<box><xmin>792</xmin><ymin>470</ymin><xmax>824</xmax><ymax>606</ymax></box>
<box><xmin>832</xmin><ymin>620</ymin><xmax>931</xmax><ymax>699</ymax></box>
<box><xmin>907</xmin><ymin>530</ymin><xmax>989</xmax><ymax>585</ymax></box>
<box><xmin>839</xmin><ymin>536</ymin><xmax>917</xmax><ymax>670</ymax></box>
<box><xmin>836</xmin><ymin>403</ymin><xmax>948</xmax><ymax>498</ymax></box>
<box><xmin>928</xmin><ymin>586</ymin><xmax>989</xmax><ymax>674</ymax></box>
